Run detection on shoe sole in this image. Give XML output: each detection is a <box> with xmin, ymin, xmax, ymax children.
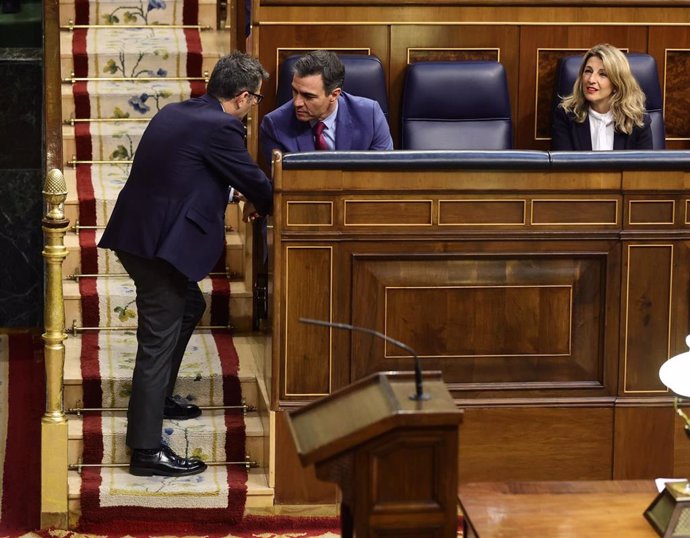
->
<box><xmin>129</xmin><ymin>464</ymin><xmax>208</xmax><ymax>477</ymax></box>
<box><xmin>163</xmin><ymin>410</ymin><xmax>202</xmax><ymax>420</ymax></box>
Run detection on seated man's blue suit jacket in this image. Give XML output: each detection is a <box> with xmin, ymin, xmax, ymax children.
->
<box><xmin>259</xmin><ymin>92</ymin><xmax>393</xmax><ymax>167</ymax></box>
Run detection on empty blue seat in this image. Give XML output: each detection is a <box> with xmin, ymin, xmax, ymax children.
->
<box><xmin>275</xmin><ymin>53</ymin><xmax>389</xmax><ymax>119</ymax></box>
<box><xmin>400</xmin><ymin>61</ymin><xmax>512</xmax><ymax>150</ymax></box>
<box><xmin>554</xmin><ymin>53</ymin><xmax>665</xmax><ymax>149</ymax></box>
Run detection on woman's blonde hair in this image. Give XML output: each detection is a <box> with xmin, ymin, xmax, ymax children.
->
<box><xmin>559</xmin><ymin>43</ymin><xmax>647</xmax><ymax>135</ymax></box>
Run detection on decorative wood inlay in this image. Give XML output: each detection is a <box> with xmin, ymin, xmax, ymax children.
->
<box><xmin>284</xmin><ymin>246</ymin><xmax>333</xmax><ymax>397</ymax></box>
<box><xmin>384</xmin><ymin>285</ymin><xmax>572</xmax><ymax>358</ymax></box>
<box><xmin>535</xmin><ymin>48</ymin><xmax>588</xmax><ymax>141</ymax></box>
<box><xmin>286</xmin><ymin>201</ymin><xmax>334</xmax><ymax>226</ymax></box>
<box><xmin>628</xmin><ymin>200</ymin><xmax>675</xmax><ymax>225</ymax></box>
<box><xmin>531</xmin><ymin>199</ymin><xmax>618</xmax><ymax>225</ymax></box>
<box><xmin>407</xmin><ymin>48</ymin><xmax>499</xmax><ymax>64</ymax></box>
<box><xmin>664</xmin><ymin>50</ymin><xmax>690</xmax><ymax>140</ymax></box>
<box><xmin>344</xmin><ymin>200</ymin><xmax>433</xmax><ymax>226</ymax></box>
<box><xmin>623</xmin><ymin>244</ymin><xmax>672</xmax><ymax>393</ymax></box>
<box><xmin>438</xmin><ymin>199</ymin><xmax>526</xmax><ymax>226</ymax></box>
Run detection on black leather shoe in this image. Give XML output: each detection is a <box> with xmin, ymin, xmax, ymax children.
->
<box><xmin>129</xmin><ymin>444</ymin><xmax>207</xmax><ymax>477</ymax></box>
<box><xmin>163</xmin><ymin>395</ymin><xmax>201</xmax><ymax>420</ymax></box>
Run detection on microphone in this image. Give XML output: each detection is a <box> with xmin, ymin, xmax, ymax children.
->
<box><xmin>299</xmin><ymin>317</ymin><xmax>430</xmax><ymax>401</ymax></box>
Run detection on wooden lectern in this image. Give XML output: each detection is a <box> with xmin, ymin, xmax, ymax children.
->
<box><xmin>286</xmin><ymin>371</ymin><xmax>463</xmax><ymax>538</ymax></box>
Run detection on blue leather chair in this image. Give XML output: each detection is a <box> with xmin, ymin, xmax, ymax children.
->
<box><xmin>275</xmin><ymin>53</ymin><xmax>389</xmax><ymax>119</ymax></box>
<box><xmin>400</xmin><ymin>61</ymin><xmax>512</xmax><ymax>150</ymax></box>
<box><xmin>554</xmin><ymin>53</ymin><xmax>666</xmax><ymax>149</ymax></box>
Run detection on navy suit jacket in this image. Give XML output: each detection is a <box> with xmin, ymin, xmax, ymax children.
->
<box><xmin>259</xmin><ymin>92</ymin><xmax>393</xmax><ymax>167</ymax></box>
<box><xmin>99</xmin><ymin>93</ymin><xmax>273</xmax><ymax>281</ymax></box>
<box><xmin>551</xmin><ymin>106</ymin><xmax>653</xmax><ymax>151</ymax></box>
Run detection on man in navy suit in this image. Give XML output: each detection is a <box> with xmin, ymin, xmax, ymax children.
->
<box><xmin>99</xmin><ymin>51</ymin><xmax>273</xmax><ymax>477</ymax></box>
<box><xmin>259</xmin><ymin>50</ymin><xmax>393</xmax><ymax>168</ymax></box>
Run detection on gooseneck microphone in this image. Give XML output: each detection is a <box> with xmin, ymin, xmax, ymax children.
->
<box><xmin>299</xmin><ymin>317</ymin><xmax>430</xmax><ymax>401</ymax></box>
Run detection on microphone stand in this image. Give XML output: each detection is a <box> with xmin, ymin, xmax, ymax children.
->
<box><xmin>299</xmin><ymin>317</ymin><xmax>430</xmax><ymax>401</ymax></box>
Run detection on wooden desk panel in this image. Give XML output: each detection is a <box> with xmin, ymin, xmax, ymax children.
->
<box><xmin>459</xmin><ymin>480</ymin><xmax>659</xmax><ymax>538</ymax></box>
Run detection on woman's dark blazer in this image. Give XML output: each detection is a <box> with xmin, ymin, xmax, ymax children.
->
<box><xmin>551</xmin><ymin>106</ymin><xmax>653</xmax><ymax>150</ymax></box>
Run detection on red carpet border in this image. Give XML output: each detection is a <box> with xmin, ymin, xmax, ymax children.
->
<box><xmin>0</xmin><ymin>332</ymin><xmax>44</xmax><ymax>534</ymax></box>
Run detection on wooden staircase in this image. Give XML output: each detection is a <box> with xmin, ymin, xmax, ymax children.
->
<box><xmin>53</xmin><ymin>0</ymin><xmax>274</xmax><ymax>527</ymax></box>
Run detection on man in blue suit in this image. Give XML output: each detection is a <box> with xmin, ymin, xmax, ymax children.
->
<box><xmin>260</xmin><ymin>50</ymin><xmax>393</xmax><ymax>168</ymax></box>
<box><xmin>99</xmin><ymin>51</ymin><xmax>273</xmax><ymax>477</ymax></box>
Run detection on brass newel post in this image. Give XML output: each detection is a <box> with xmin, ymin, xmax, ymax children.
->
<box><xmin>41</xmin><ymin>168</ymin><xmax>70</xmax><ymax>529</ymax></box>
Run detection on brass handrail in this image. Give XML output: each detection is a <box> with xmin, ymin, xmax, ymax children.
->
<box><xmin>41</xmin><ymin>0</ymin><xmax>69</xmax><ymax>529</ymax></box>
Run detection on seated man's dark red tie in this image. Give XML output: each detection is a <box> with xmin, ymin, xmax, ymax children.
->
<box><xmin>313</xmin><ymin>121</ymin><xmax>328</xmax><ymax>150</ymax></box>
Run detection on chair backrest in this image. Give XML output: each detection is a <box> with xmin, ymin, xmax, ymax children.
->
<box><xmin>554</xmin><ymin>52</ymin><xmax>665</xmax><ymax>149</ymax></box>
<box><xmin>400</xmin><ymin>61</ymin><xmax>512</xmax><ymax>150</ymax></box>
<box><xmin>275</xmin><ymin>53</ymin><xmax>389</xmax><ymax>118</ymax></box>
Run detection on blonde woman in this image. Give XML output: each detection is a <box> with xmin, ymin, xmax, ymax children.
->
<box><xmin>552</xmin><ymin>44</ymin><xmax>652</xmax><ymax>150</ymax></box>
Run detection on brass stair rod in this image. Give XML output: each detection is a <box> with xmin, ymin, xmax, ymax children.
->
<box><xmin>66</xmin><ymin>118</ymin><xmax>150</xmax><ymax>125</ymax></box>
<box><xmin>61</xmin><ymin>23</ymin><xmax>211</xmax><ymax>30</ymax></box>
<box><xmin>63</xmin><ymin>74</ymin><xmax>208</xmax><ymax>83</ymax></box>
<box><xmin>69</xmin><ymin>321</ymin><xmax>234</xmax><ymax>335</ymax></box>
<box><xmin>68</xmin><ymin>271</ymin><xmax>230</xmax><ymax>280</ymax></box>
<box><xmin>70</xmin><ymin>223</ymin><xmax>233</xmax><ymax>232</ymax></box>
<box><xmin>69</xmin><ymin>459</ymin><xmax>255</xmax><ymax>472</ymax></box>
<box><xmin>68</xmin><ymin>159</ymin><xmax>133</xmax><ymax>166</ymax></box>
<box><xmin>68</xmin><ymin>404</ymin><xmax>250</xmax><ymax>413</ymax></box>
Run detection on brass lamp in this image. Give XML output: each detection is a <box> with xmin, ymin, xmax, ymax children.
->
<box><xmin>644</xmin><ymin>335</ymin><xmax>690</xmax><ymax>537</ymax></box>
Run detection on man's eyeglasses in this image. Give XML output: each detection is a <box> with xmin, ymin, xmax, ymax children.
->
<box><xmin>246</xmin><ymin>91</ymin><xmax>264</xmax><ymax>104</ymax></box>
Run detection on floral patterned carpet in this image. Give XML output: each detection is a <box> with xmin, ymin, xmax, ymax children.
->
<box><xmin>67</xmin><ymin>0</ymin><xmax>248</xmax><ymax>531</ymax></box>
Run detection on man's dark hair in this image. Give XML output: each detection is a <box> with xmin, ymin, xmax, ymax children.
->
<box><xmin>293</xmin><ymin>50</ymin><xmax>345</xmax><ymax>94</ymax></box>
<box><xmin>207</xmin><ymin>51</ymin><xmax>269</xmax><ymax>99</ymax></box>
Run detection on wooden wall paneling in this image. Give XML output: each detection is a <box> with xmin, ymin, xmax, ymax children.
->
<box><xmin>257</xmin><ymin>24</ymin><xmax>390</xmax><ymax>166</ymax></box>
<box><xmin>516</xmin><ymin>26</ymin><xmax>648</xmax><ymax>150</ymax></box>
<box><xmin>673</xmin><ymin>411</ymin><xmax>690</xmax><ymax>478</ymax></box>
<box><xmin>613</xmin><ymin>402</ymin><xmax>675</xmax><ymax>479</ymax></box>
<box><xmin>389</xmin><ymin>25</ymin><xmax>519</xmax><ymax>149</ymax></box>
<box><xmin>283</xmin><ymin>245</ymin><xmax>333</xmax><ymax>398</ymax></box>
<box><xmin>348</xmin><ymin>240</ymin><xmax>617</xmax><ymax>399</ymax></box>
<box><xmin>257</xmin><ymin>5</ymin><xmax>690</xmax><ymax>26</ymax></box>
<box><xmin>458</xmin><ymin>406</ymin><xmax>614</xmax><ymax>482</ymax></box>
<box><xmin>620</xmin><ymin>244</ymin><xmax>672</xmax><ymax>395</ymax></box>
<box><xmin>274</xmin><ymin>409</ymin><xmax>338</xmax><ymax>504</ymax></box>
<box><xmin>649</xmin><ymin>27</ymin><xmax>690</xmax><ymax>149</ymax></box>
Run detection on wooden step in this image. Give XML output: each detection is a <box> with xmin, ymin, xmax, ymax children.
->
<box><xmin>63</xmin><ymin>333</ymin><xmax>261</xmax><ymax>412</ymax></box>
<box><xmin>59</xmin><ymin>29</ymin><xmax>230</xmax><ymax>82</ymax></box>
<box><xmin>62</xmin><ymin>277</ymin><xmax>252</xmax><ymax>332</ymax></box>
<box><xmin>58</xmin><ymin>0</ymin><xmax>224</xmax><ymax>29</ymax></box>
<box><xmin>67</xmin><ymin>467</ymin><xmax>274</xmax><ymax>526</ymax></box>
<box><xmin>61</xmin><ymin>230</ymin><xmax>245</xmax><ymax>282</ymax></box>
<box><xmin>67</xmin><ymin>412</ymin><xmax>268</xmax><ymax>467</ymax></box>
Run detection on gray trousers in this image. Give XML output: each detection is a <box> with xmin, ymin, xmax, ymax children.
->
<box><xmin>117</xmin><ymin>250</ymin><xmax>206</xmax><ymax>449</ymax></box>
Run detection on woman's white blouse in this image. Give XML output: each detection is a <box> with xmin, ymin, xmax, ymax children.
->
<box><xmin>588</xmin><ymin>108</ymin><xmax>615</xmax><ymax>151</ymax></box>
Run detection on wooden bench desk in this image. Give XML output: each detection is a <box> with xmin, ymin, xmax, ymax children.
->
<box><xmin>459</xmin><ymin>480</ymin><xmax>660</xmax><ymax>537</ymax></box>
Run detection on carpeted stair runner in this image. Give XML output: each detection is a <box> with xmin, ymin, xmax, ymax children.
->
<box><xmin>65</xmin><ymin>0</ymin><xmax>250</xmax><ymax>530</ymax></box>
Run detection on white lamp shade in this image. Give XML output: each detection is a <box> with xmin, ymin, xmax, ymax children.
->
<box><xmin>659</xmin><ymin>335</ymin><xmax>690</xmax><ymax>398</ymax></box>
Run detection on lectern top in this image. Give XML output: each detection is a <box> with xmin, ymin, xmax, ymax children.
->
<box><xmin>287</xmin><ymin>371</ymin><xmax>462</xmax><ymax>465</ymax></box>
